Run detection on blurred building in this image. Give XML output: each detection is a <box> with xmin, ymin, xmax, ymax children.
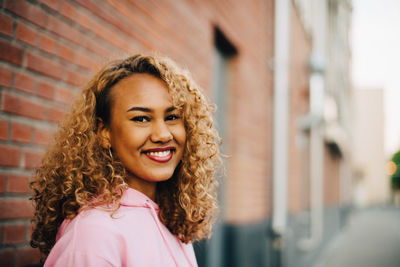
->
<box><xmin>0</xmin><ymin>0</ymin><xmax>353</xmax><ymax>266</ymax></box>
<box><xmin>280</xmin><ymin>0</ymin><xmax>354</xmax><ymax>266</ymax></box>
<box><xmin>352</xmin><ymin>88</ymin><xmax>388</xmax><ymax>206</ymax></box>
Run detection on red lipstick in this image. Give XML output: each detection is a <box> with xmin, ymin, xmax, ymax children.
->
<box><xmin>143</xmin><ymin>147</ymin><xmax>174</xmax><ymax>163</ymax></box>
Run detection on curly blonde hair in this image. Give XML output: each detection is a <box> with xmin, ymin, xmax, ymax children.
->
<box><xmin>30</xmin><ymin>54</ymin><xmax>221</xmax><ymax>258</ymax></box>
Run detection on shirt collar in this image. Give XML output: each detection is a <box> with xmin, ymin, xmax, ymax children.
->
<box><xmin>120</xmin><ymin>187</ymin><xmax>159</xmax><ymax>210</ymax></box>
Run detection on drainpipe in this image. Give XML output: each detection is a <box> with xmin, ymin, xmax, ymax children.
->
<box><xmin>298</xmin><ymin>58</ymin><xmax>325</xmax><ymax>250</ymax></box>
<box><xmin>272</xmin><ymin>0</ymin><xmax>291</xmax><ymax>239</ymax></box>
<box><xmin>298</xmin><ymin>0</ymin><xmax>327</xmax><ymax>251</ymax></box>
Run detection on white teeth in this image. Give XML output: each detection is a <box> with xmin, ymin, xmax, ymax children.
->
<box><xmin>147</xmin><ymin>150</ymin><xmax>171</xmax><ymax>157</ymax></box>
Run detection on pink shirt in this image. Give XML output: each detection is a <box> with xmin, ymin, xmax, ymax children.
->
<box><xmin>44</xmin><ymin>188</ymin><xmax>198</xmax><ymax>267</ymax></box>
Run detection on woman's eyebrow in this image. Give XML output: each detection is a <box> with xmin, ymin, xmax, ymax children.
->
<box><xmin>126</xmin><ymin>106</ymin><xmax>176</xmax><ymax>112</ymax></box>
<box><xmin>166</xmin><ymin>106</ymin><xmax>176</xmax><ymax>113</ymax></box>
<box><xmin>126</xmin><ymin>107</ymin><xmax>151</xmax><ymax>112</ymax></box>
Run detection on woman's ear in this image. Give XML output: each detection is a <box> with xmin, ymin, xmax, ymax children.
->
<box><xmin>97</xmin><ymin>118</ymin><xmax>111</xmax><ymax>149</ymax></box>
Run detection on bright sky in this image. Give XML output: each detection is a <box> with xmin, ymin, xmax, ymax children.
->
<box><xmin>352</xmin><ymin>0</ymin><xmax>400</xmax><ymax>157</ymax></box>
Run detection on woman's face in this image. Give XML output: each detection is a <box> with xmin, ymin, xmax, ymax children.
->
<box><xmin>101</xmin><ymin>73</ymin><xmax>186</xmax><ymax>193</ymax></box>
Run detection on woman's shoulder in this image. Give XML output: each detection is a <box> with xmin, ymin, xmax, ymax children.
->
<box><xmin>47</xmin><ymin>204</ymin><xmax>165</xmax><ymax>264</ymax></box>
<box><xmin>46</xmin><ymin>209</ymin><xmax>126</xmax><ymax>265</ymax></box>
<box><xmin>48</xmin><ymin>207</ymin><xmax>145</xmax><ymax>263</ymax></box>
<box><xmin>63</xmin><ymin>207</ymin><xmax>137</xmax><ymax>232</ymax></box>
<box><xmin>58</xmin><ymin>208</ymin><xmax>123</xmax><ymax>243</ymax></box>
<box><xmin>59</xmin><ymin>205</ymin><xmax>155</xmax><ymax>240</ymax></box>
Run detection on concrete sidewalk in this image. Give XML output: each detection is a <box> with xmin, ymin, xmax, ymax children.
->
<box><xmin>313</xmin><ymin>207</ymin><xmax>400</xmax><ymax>267</ymax></box>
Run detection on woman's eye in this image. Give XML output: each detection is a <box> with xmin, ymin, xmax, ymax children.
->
<box><xmin>166</xmin><ymin>114</ymin><xmax>180</xmax><ymax>121</ymax></box>
<box><xmin>131</xmin><ymin>116</ymin><xmax>150</xmax><ymax>122</ymax></box>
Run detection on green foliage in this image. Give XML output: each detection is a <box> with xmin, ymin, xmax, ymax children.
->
<box><xmin>391</xmin><ymin>150</ymin><xmax>400</xmax><ymax>190</ymax></box>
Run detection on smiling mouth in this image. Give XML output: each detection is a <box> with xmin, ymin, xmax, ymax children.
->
<box><xmin>143</xmin><ymin>148</ymin><xmax>175</xmax><ymax>163</ymax></box>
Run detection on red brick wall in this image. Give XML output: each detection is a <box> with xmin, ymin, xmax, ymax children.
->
<box><xmin>0</xmin><ymin>0</ymin><xmax>274</xmax><ymax>264</ymax></box>
<box><xmin>288</xmin><ymin>3</ymin><xmax>311</xmax><ymax>213</ymax></box>
<box><xmin>221</xmin><ymin>0</ymin><xmax>274</xmax><ymax>224</ymax></box>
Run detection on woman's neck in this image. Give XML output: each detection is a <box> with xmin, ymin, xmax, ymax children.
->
<box><xmin>125</xmin><ymin>174</ymin><xmax>157</xmax><ymax>201</ymax></box>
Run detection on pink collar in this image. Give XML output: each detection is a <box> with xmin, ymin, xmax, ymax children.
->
<box><xmin>120</xmin><ymin>187</ymin><xmax>159</xmax><ymax>210</ymax></box>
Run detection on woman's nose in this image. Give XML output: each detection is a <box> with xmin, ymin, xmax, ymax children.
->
<box><xmin>150</xmin><ymin>121</ymin><xmax>173</xmax><ymax>143</ymax></box>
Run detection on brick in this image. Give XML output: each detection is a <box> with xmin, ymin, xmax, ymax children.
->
<box><xmin>59</xmin><ymin>1</ymin><xmax>77</xmax><ymax>21</ymax></box>
<box><xmin>1</xmin><ymin>92</ymin><xmax>47</xmax><ymax>120</ymax></box>
<box><xmin>0</xmin><ymin>120</ymin><xmax>9</xmax><ymax>141</ymax></box>
<box><xmin>23</xmin><ymin>150</ymin><xmax>44</xmax><ymax>169</ymax></box>
<box><xmin>38</xmin><ymin>33</ymin><xmax>57</xmax><ymax>55</ymax></box>
<box><xmin>34</xmin><ymin>127</ymin><xmax>54</xmax><ymax>146</ymax></box>
<box><xmin>16</xmin><ymin>246</ymin><xmax>41</xmax><ymax>267</ymax></box>
<box><xmin>99</xmin><ymin>26</ymin><xmax>132</xmax><ymax>53</ymax></box>
<box><xmin>14</xmin><ymin>72</ymin><xmax>36</xmax><ymax>94</ymax></box>
<box><xmin>36</xmin><ymin>81</ymin><xmax>54</xmax><ymax>100</ymax></box>
<box><xmin>0</xmin><ymin>13</ymin><xmax>14</xmax><ymax>37</ymax></box>
<box><xmin>85</xmin><ymin>17</ymin><xmax>103</xmax><ymax>38</ymax></box>
<box><xmin>47</xmin><ymin>106</ymin><xmax>66</xmax><ymax>123</ymax></box>
<box><xmin>0</xmin><ymin>145</ymin><xmax>20</xmax><ymax>167</ymax></box>
<box><xmin>76</xmin><ymin>52</ymin><xmax>102</xmax><ymax>72</ymax></box>
<box><xmin>11</xmin><ymin>122</ymin><xmax>33</xmax><ymax>144</ymax></box>
<box><xmin>54</xmin><ymin>87</ymin><xmax>73</xmax><ymax>104</ymax></box>
<box><xmin>0</xmin><ymin>39</ymin><xmax>23</xmax><ymax>66</ymax></box>
<box><xmin>26</xmin><ymin>51</ymin><xmax>64</xmax><ymax>80</ymax></box>
<box><xmin>16</xmin><ymin>23</ymin><xmax>37</xmax><ymax>46</ymax></box>
<box><xmin>65</xmin><ymin>69</ymin><xmax>87</xmax><ymax>87</ymax></box>
<box><xmin>8</xmin><ymin>174</ymin><xmax>30</xmax><ymax>193</ymax></box>
<box><xmin>0</xmin><ymin>198</ymin><xmax>34</xmax><ymax>219</ymax></box>
<box><xmin>58</xmin><ymin>43</ymin><xmax>75</xmax><ymax>63</ymax></box>
<box><xmin>4</xmin><ymin>0</ymin><xmax>48</xmax><ymax>28</ymax></box>
<box><xmin>47</xmin><ymin>16</ymin><xmax>83</xmax><ymax>45</ymax></box>
<box><xmin>40</xmin><ymin>0</ymin><xmax>59</xmax><ymax>11</ymax></box>
<box><xmin>76</xmin><ymin>9</ymin><xmax>95</xmax><ymax>30</ymax></box>
<box><xmin>75</xmin><ymin>52</ymin><xmax>94</xmax><ymax>70</ymax></box>
<box><xmin>0</xmin><ymin>174</ymin><xmax>6</xmax><ymax>193</ymax></box>
<box><xmin>4</xmin><ymin>224</ymin><xmax>26</xmax><ymax>244</ymax></box>
<box><xmin>83</xmin><ymin>37</ymin><xmax>110</xmax><ymax>58</ymax></box>
<box><xmin>0</xmin><ymin>66</ymin><xmax>13</xmax><ymax>87</ymax></box>
<box><xmin>0</xmin><ymin>248</ymin><xmax>14</xmax><ymax>267</ymax></box>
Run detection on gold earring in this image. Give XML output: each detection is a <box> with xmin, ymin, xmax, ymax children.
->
<box><xmin>108</xmin><ymin>147</ymin><xmax>113</xmax><ymax>159</ymax></box>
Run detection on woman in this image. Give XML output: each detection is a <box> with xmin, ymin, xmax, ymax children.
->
<box><xmin>30</xmin><ymin>54</ymin><xmax>221</xmax><ymax>266</ymax></box>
